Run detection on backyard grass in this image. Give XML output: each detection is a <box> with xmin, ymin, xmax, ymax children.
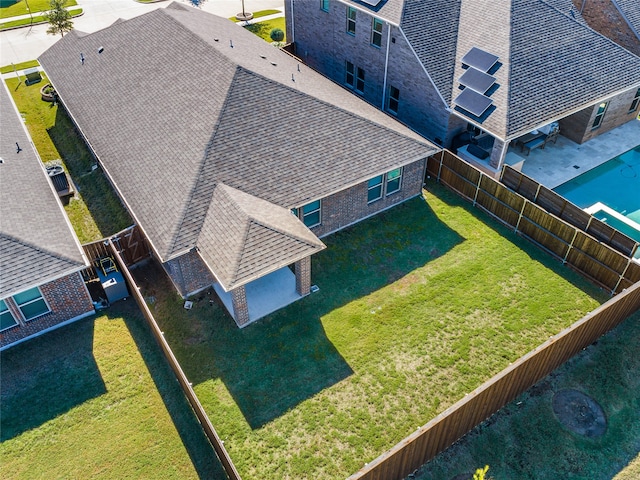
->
<box><xmin>5</xmin><ymin>76</ymin><xmax>131</xmax><ymax>242</ymax></box>
<box><xmin>0</xmin><ymin>59</ymin><xmax>39</xmax><ymax>74</ymax></box>
<box><xmin>0</xmin><ymin>0</ymin><xmax>77</xmax><ymax>19</ymax></box>
<box><xmin>0</xmin><ymin>300</ymin><xmax>228</xmax><ymax>479</ymax></box>
<box><xmin>413</xmin><ymin>309</ymin><xmax>640</xmax><ymax>480</ymax></box>
<box><xmin>134</xmin><ymin>183</ymin><xmax>607</xmax><ymax>480</ymax></box>
<box><xmin>243</xmin><ymin>17</ymin><xmax>286</xmax><ymax>43</ymax></box>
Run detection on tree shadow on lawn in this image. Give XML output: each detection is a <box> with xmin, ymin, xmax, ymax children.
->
<box><xmin>47</xmin><ymin>107</ymin><xmax>132</xmax><ymax>237</ymax></box>
<box><xmin>114</xmin><ymin>300</ymin><xmax>230</xmax><ymax>480</ymax></box>
<box><xmin>133</xmin><ymin>197</ymin><xmax>464</xmax><ymax>429</ymax></box>
<box><xmin>0</xmin><ymin>317</ymin><xmax>106</xmax><ymax>442</ymax></box>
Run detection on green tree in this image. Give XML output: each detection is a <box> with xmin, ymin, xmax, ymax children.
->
<box><xmin>45</xmin><ymin>0</ymin><xmax>73</xmax><ymax>38</ymax></box>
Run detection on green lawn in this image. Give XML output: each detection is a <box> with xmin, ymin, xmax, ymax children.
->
<box><xmin>243</xmin><ymin>17</ymin><xmax>286</xmax><ymax>43</ymax></box>
<box><xmin>229</xmin><ymin>9</ymin><xmax>281</xmax><ymax>22</ymax></box>
<box><xmin>0</xmin><ymin>7</ymin><xmax>82</xmax><ymax>30</ymax></box>
<box><xmin>0</xmin><ymin>301</ymin><xmax>228</xmax><ymax>479</ymax></box>
<box><xmin>136</xmin><ymin>184</ymin><xmax>607</xmax><ymax>480</ymax></box>
<box><xmin>0</xmin><ymin>59</ymin><xmax>39</xmax><ymax>74</ymax></box>
<box><xmin>0</xmin><ymin>0</ymin><xmax>77</xmax><ymax>19</ymax></box>
<box><xmin>5</xmin><ymin>76</ymin><xmax>131</xmax><ymax>242</ymax></box>
<box><xmin>413</xmin><ymin>309</ymin><xmax>640</xmax><ymax>480</ymax></box>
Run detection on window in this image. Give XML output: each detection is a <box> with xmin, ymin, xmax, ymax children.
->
<box><xmin>387</xmin><ymin>85</ymin><xmax>400</xmax><ymax>114</ymax></box>
<box><xmin>629</xmin><ymin>88</ymin><xmax>640</xmax><ymax>113</ymax></box>
<box><xmin>346</xmin><ymin>62</ymin><xmax>365</xmax><ymax>93</ymax></box>
<box><xmin>591</xmin><ymin>101</ymin><xmax>608</xmax><ymax>129</ymax></box>
<box><xmin>0</xmin><ymin>299</ymin><xmax>18</xmax><ymax>331</ymax></box>
<box><xmin>321</xmin><ymin>0</ymin><xmax>329</xmax><ymax>12</ymax></box>
<box><xmin>386</xmin><ymin>168</ymin><xmax>402</xmax><ymax>195</ymax></box>
<box><xmin>302</xmin><ymin>200</ymin><xmax>321</xmax><ymax>227</ymax></box>
<box><xmin>367</xmin><ymin>175</ymin><xmax>383</xmax><ymax>203</ymax></box>
<box><xmin>371</xmin><ymin>18</ymin><xmax>383</xmax><ymax>47</ymax></box>
<box><xmin>346</xmin><ymin>7</ymin><xmax>356</xmax><ymax>35</ymax></box>
<box><xmin>13</xmin><ymin>287</ymin><xmax>50</xmax><ymax>321</ymax></box>
<box><xmin>355</xmin><ymin>66</ymin><xmax>365</xmax><ymax>93</ymax></box>
<box><xmin>346</xmin><ymin>61</ymin><xmax>355</xmax><ymax>88</ymax></box>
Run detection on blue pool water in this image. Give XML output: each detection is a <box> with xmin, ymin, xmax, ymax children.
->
<box><xmin>553</xmin><ymin>146</ymin><xmax>640</xmax><ymax>253</ymax></box>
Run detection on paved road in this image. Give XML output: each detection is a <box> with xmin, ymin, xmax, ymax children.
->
<box><xmin>0</xmin><ymin>0</ymin><xmax>284</xmax><ymax>66</ymax></box>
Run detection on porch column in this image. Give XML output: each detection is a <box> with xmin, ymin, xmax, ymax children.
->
<box><xmin>231</xmin><ymin>286</ymin><xmax>250</xmax><ymax>326</ymax></box>
<box><xmin>489</xmin><ymin>138</ymin><xmax>508</xmax><ymax>170</ymax></box>
<box><xmin>295</xmin><ymin>256</ymin><xmax>311</xmax><ymax>296</ymax></box>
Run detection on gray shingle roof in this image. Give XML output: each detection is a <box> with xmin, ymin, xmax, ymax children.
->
<box><xmin>612</xmin><ymin>0</ymin><xmax>640</xmax><ymax>39</ymax></box>
<box><xmin>359</xmin><ymin>0</ymin><xmax>640</xmax><ymax>140</ymax></box>
<box><xmin>0</xmin><ymin>83</ymin><xmax>87</xmax><ymax>298</ymax></box>
<box><xmin>38</xmin><ymin>3</ymin><xmax>436</xmax><ymax>283</ymax></box>
<box><xmin>198</xmin><ymin>184</ymin><xmax>325</xmax><ymax>291</ymax></box>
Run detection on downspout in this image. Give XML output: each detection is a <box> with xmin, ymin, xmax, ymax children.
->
<box><xmin>381</xmin><ymin>22</ymin><xmax>391</xmax><ymax>110</ymax></box>
<box><xmin>289</xmin><ymin>0</ymin><xmax>295</xmax><ymax>43</ymax></box>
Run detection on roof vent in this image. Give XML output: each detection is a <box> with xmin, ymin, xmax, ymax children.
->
<box><xmin>80</xmin><ymin>53</ymin><xmax>84</xmax><ymax>65</ymax></box>
<box><xmin>98</xmin><ymin>46</ymin><xmax>104</xmax><ymax>54</ymax></box>
<box><xmin>16</xmin><ymin>142</ymin><xmax>22</xmax><ymax>153</ymax></box>
<box><xmin>291</xmin><ymin>73</ymin><xmax>295</xmax><ymax>82</ymax></box>
<box><xmin>230</xmin><ymin>39</ymin><xmax>233</xmax><ymax>48</ymax></box>
<box><xmin>214</xmin><ymin>38</ymin><xmax>219</xmax><ymax>42</ymax></box>
<box><xmin>260</xmin><ymin>54</ymin><xmax>266</xmax><ymax>59</ymax></box>
<box><xmin>0</xmin><ymin>157</ymin><xmax>4</xmax><ymax>164</ymax></box>
<box><xmin>270</xmin><ymin>62</ymin><xmax>277</xmax><ymax>66</ymax></box>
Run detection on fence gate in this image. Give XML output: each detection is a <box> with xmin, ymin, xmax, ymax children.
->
<box><xmin>111</xmin><ymin>225</ymin><xmax>149</xmax><ymax>266</ymax></box>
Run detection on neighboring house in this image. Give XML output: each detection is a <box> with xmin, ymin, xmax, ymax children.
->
<box><xmin>39</xmin><ymin>3</ymin><xmax>438</xmax><ymax>327</ymax></box>
<box><xmin>0</xmin><ymin>81</ymin><xmax>94</xmax><ymax>351</ymax></box>
<box><xmin>611</xmin><ymin>0</ymin><xmax>640</xmax><ymax>42</ymax></box>
<box><xmin>285</xmin><ymin>0</ymin><xmax>640</xmax><ymax>172</ymax></box>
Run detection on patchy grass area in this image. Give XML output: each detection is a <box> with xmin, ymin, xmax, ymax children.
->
<box><xmin>413</xmin><ymin>309</ymin><xmax>640</xmax><ymax>480</ymax></box>
<box><xmin>135</xmin><ymin>184</ymin><xmax>606</xmax><ymax>480</ymax></box>
<box><xmin>0</xmin><ymin>8</ymin><xmax>82</xmax><ymax>30</ymax></box>
<box><xmin>0</xmin><ymin>301</ymin><xmax>228</xmax><ymax>479</ymax></box>
<box><xmin>5</xmin><ymin>76</ymin><xmax>131</xmax><ymax>242</ymax></box>
<box><xmin>0</xmin><ymin>0</ymin><xmax>77</xmax><ymax>19</ymax></box>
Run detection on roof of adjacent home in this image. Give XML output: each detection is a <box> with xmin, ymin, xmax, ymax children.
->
<box><xmin>39</xmin><ymin>3</ymin><xmax>437</xmax><ymax>290</ymax></box>
<box><xmin>345</xmin><ymin>0</ymin><xmax>640</xmax><ymax>140</ymax></box>
<box><xmin>0</xmin><ymin>82</ymin><xmax>87</xmax><ymax>298</ymax></box>
<box><xmin>612</xmin><ymin>0</ymin><xmax>640</xmax><ymax>39</ymax></box>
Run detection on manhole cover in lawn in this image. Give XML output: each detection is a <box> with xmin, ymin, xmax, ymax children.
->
<box><xmin>552</xmin><ymin>389</ymin><xmax>606</xmax><ymax>437</ymax></box>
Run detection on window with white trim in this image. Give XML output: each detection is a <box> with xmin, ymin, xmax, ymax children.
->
<box><xmin>13</xmin><ymin>287</ymin><xmax>50</xmax><ymax>321</ymax></box>
<box><xmin>346</xmin><ymin>7</ymin><xmax>356</xmax><ymax>35</ymax></box>
<box><xmin>0</xmin><ymin>299</ymin><xmax>18</xmax><ymax>331</ymax></box>
<box><xmin>591</xmin><ymin>101</ymin><xmax>608</xmax><ymax>130</ymax></box>
<box><xmin>386</xmin><ymin>167</ymin><xmax>403</xmax><ymax>195</ymax></box>
<box><xmin>367</xmin><ymin>175</ymin><xmax>383</xmax><ymax>203</ymax></box>
<box><xmin>387</xmin><ymin>85</ymin><xmax>400</xmax><ymax>114</ymax></box>
<box><xmin>302</xmin><ymin>200</ymin><xmax>321</xmax><ymax>227</ymax></box>
<box><xmin>371</xmin><ymin>18</ymin><xmax>383</xmax><ymax>47</ymax></box>
<box><xmin>629</xmin><ymin>88</ymin><xmax>640</xmax><ymax>113</ymax></box>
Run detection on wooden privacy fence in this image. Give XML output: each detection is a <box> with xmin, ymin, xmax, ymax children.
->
<box><xmin>82</xmin><ymin>225</ymin><xmax>150</xmax><ymax>280</ymax></box>
<box><xmin>426</xmin><ymin>150</ymin><xmax>640</xmax><ymax>293</ymax></box>
<box><xmin>106</xmin><ymin>239</ymin><xmax>242</xmax><ymax>480</ymax></box>
<box><xmin>348</xmin><ymin>278</ymin><xmax>640</xmax><ymax>480</ymax></box>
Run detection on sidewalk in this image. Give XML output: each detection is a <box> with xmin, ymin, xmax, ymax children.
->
<box><xmin>0</xmin><ymin>5</ymin><xmax>81</xmax><ymax>26</ymax></box>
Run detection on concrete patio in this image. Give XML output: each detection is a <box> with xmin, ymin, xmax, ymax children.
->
<box><xmin>213</xmin><ymin>266</ymin><xmax>306</xmax><ymax>327</ymax></box>
<box><xmin>516</xmin><ymin>118</ymin><xmax>640</xmax><ymax>189</ymax></box>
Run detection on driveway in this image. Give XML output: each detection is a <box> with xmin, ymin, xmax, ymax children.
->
<box><xmin>0</xmin><ymin>0</ymin><xmax>284</xmax><ymax>66</ymax></box>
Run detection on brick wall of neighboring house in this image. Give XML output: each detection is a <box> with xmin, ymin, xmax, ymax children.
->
<box><xmin>559</xmin><ymin>87</ymin><xmax>640</xmax><ymax>144</ymax></box>
<box><xmin>287</xmin><ymin>0</ymin><xmax>450</xmax><ymax>146</ymax></box>
<box><xmin>0</xmin><ymin>272</ymin><xmax>94</xmax><ymax>349</ymax></box>
<box><xmin>304</xmin><ymin>158</ymin><xmax>426</xmax><ymax>238</ymax></box>
<box><xmin>163</xmin><ymin>250</ymin><xmax>216</xmax><ymax>298</ymax></box>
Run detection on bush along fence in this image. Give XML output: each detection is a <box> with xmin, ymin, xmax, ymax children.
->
<box><xmin>81</xmin><ymin>230</ymin><xmax>241</xmax><ymax>480</ymax></box>
<box><xmin>347</xmin><ymin>280</ymin><xmax>640</xmax><ymax>480</ymax></box>
<box><xmin>426</xmin><ymin>150</ymin><xmax>640</xmax><ymax>293</ymax></box>
<box><xmin>346</xmin><ymin>150</ymin><xmax>640</xmax><ymax>480</ymax></box>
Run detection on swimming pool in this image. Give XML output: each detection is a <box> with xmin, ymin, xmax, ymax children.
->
<box><xmin>553</xmin><ymin>146</ymin><xmax>640</xmax><ymax>257</ymax></box>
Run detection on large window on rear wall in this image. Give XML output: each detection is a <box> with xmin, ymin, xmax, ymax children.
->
<box><xmin>371</xmin><ymin>18</ymin><xmax>383</xmax><ymax>47</ymax></box>
<box><xmin>629</xmin><ymin>88</ymin><xmax>640</xmax><ymax>113</ymax></box>
<box><xmin>302</xmin><ymin>200</ymin><xmax>321</xmax><ymax>228</ymax></box>
<box><xmin>591</xmin><ymin>101</ymin><xmax>608</xmax><ymax>130</ymax></box>
<box><xmin>13</xmin><ymin>287</ymin><xmax>50</xmax><ymax>321</ymax></box>
<box><xmin>346</xmin><ymin>7</ymin><xmax>356</xmax><ymax>35</ymax></box>
<box><xmin>0</xmin><ymin>299</ymin><xmax>18</xmax><ymax>331</ymax></box>
<box><xmin>367</xmin><ymin>175</ymin><xmax>383</xmax><ymax>203</ymax></box>
<box><xmin>386</xmin><ymin>167</ymin><xmax>403</xmax><ymax>195</ymax></box>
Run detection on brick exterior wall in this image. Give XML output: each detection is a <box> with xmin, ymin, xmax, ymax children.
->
<box><xmin>558</xmin><ymin>87</ymin><xmax>640</xmax><ymax>144</ymax></box>
<box><xmin>295</xmin><ymin>256</ymin><xmax>311</xmax><ymax>296</ymax></box>
<box><xmin>231</xmin><ymin>286</ymin><xmax>250</xmax><ymax>327</ymax></box>
<box><xmin>303</xmin><ymin>158</ymin><xmax>426</xmax><ymax>237</ymax></box>
<box><xmin>164</xmin><ymin>250</ymin><xmax>216</xmax><ymax>298</ymax></box>
<box><xmin>286</xmin><ymin>0</ymin><xmax>451</xmax><ymax>146</ymax></box>
<box><xmin>1</xmin><ymin>272</ymin><xmax>94</xmax><ymax>349</ymax></box>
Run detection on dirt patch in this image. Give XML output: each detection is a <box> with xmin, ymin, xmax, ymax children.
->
<box><xmin>552</xmin><ymin>389</ymin><xmax>607</xmax><ymax>437</ymax></box>
<box><xmin>573</xmin><ymin>0</ymin><xmax>640</xmax><ymax>56</ymax></box>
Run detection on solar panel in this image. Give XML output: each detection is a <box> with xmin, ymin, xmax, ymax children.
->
<box><xmin>461</xmin><ymin>47</ymin><xmax>499</xmax><ymax>73</ymax></box>
<box><xmin>453</xmin><ymin>88</ymin><xmax>493</xmax><ymax>117</ymax></box>
<box><xmin>459</xmin><ymin>67</ymin><xmax>495</xmax><ymax>93</ymax></box>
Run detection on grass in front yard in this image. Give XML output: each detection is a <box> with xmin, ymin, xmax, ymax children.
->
<box><xmin>0</xmin><ymin>59</ymin><xmax>39</xmax><ymax>74</ymax></box>
<box><xmin>0</xmin><ymin>301</ymin><xmax>227</xmax><ymax>479</ymax></box>
<box><xmin>243</xmin><ymin>17</ymin><xmax>286</xmax><ymax>43</ymax></box>
<box><xmin>0</xmin><ymin>0</ymin><xmax>77</xmax><ymax>19</ymax></box>
<box><xmin>5</xmin><ymin>76</ymin><xmax>131</xmax><ymax>242</ymax></box>
<box><xmin>0</xmin><ymin>8</ymin><xmax>82</xmax><ymax>30</ymax></box>
<box><xmin>413</xmin><ymin>309</ymin><xmax>640</xmax><ymax>480</ymax></box>
<box><xmin>137</xmin><ymin>183</ymin><xmax>606</xmax><ymax>480</ymax></box>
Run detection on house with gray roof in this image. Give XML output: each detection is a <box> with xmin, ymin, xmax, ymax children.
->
<box><xmin>0</xmin><ymin>81</ymin><xmax>94</xmax><ymax>350</ymax></box>
<box><xmin>285</xmin><ymin>0</ymin><xmax>640</xmax><ymax>174</ymax></box>
<box><xmin>38</xmin><ymin>3</ymin><xmax>438</xmax><ymax>326</ymax></box>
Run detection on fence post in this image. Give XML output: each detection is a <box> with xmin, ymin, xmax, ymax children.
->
<box><xmin>612</xmin><ymin>257</ymin><xmax>633</xmax><ymax>295</ymax></box>
<box><xmin>514</xmin><ymin>198</ymin><xmax>528</xmax><ymax>233</ymax></box>
<box><xmin>472</xmin><ymin>172</ymin><xmax>482</xmax><ymax>206</ymax></box>
<box><xmin>437</xmin><ymin>150</ymin><xmax>444</xmax><ymax>182</ymax></box>
<box><xmin>562</xmin><ymin>229</ymin><xmax>579</xmax><ymax>264</ymax></box>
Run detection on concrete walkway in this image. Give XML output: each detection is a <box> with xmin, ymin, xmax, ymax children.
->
<box><xmin>0</xmin><ymin>0</ymin><xmax>284</xmax><ymax>66</ymax></box>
